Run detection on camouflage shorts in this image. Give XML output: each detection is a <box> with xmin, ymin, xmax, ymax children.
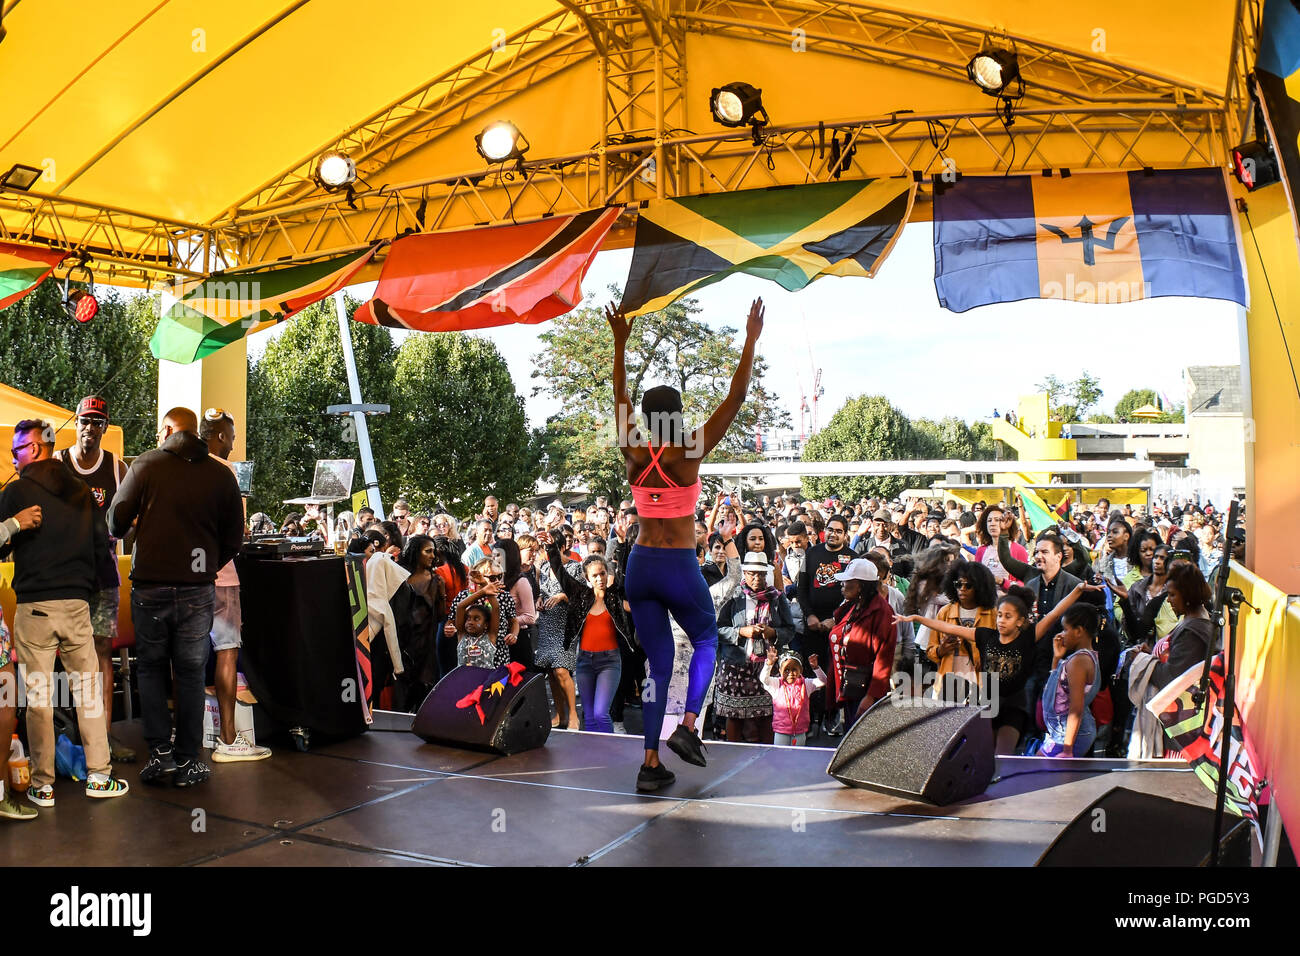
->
<box><xmin>0</xmin><ymin>618</ymin><xmax>11</xmax><ymax>668</ymax></box>
<box><xmin>88</xmin><ymin>587</ymin><xmax>120</xmax><ymax>643</ymax></box>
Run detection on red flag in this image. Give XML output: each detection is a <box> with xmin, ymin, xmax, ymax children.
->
<box><xmin>355</xmin><ymin>208</ymin><xmax>620</xmax><ymax>331</ymax></box>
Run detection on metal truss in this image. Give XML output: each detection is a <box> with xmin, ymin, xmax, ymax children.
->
<box><xmin>0</xmin><ymin>189</ymin><xmax>235</xmax><ymax>288</ymax></box>
<box><xmin>0</xmin><ymin>0</ymin><xmax>1263</xmax><ymax>284</ymax></box>
<box><xmin>679</xmin><ymin>1</ymin><xmax>1225</xmax><ymax>108</ymax></box>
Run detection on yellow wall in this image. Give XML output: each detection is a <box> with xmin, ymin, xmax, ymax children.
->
<box><xmin>1237</xmin><ymin>181</ymin><xmax>1300</xmax><ymax>593</ymax></box>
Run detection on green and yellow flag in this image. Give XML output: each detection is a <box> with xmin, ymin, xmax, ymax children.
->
<box><xmin>1017</xmin><ymin>487</ymin><xmax>1061</xmax><ymax>534</ymax></box>
<box><xmin>0</xmin><ymin>241</ymin><xmax>68</xmax><ymax>311</ymax></box>
<box><xmin>619</xmin><ymin>179</ymin><xmax>915</xmax><ymax>317</ymax></box>
<box><xmin>150</xmin><ymin>247</ymin><xmax>377</xmax><ymax>364</ymax></box>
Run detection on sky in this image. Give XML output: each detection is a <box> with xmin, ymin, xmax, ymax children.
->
<box><xmin>246</xmin><ymin>220</ymin><xmax>1242</xmax><ymax>432</ymax></box>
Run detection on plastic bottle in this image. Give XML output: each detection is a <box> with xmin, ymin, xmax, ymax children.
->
<box><xmin>9</xmin><ymin>734</ymin><xmax>30</xmax><ymax>791</ymax></box>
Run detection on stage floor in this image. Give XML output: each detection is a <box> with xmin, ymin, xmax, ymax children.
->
<box><xmin>6</xmin><ymin>719</ymin><xmax>1217</xmax><ymax>867</ymax></box>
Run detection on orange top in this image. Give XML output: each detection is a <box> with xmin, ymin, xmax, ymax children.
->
<box><xmin>580</xmin><ymin>609</ymin><xmax>618</xmax><ymax>652</ymax></box>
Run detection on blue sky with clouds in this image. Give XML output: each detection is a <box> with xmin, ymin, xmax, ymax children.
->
<box><xmin>250</xmin><ymin>221</ymin><xmax>1241</xmax><ymax>431</ymax></box>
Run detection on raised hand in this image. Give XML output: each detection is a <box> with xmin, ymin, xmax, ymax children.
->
<box><xmin>746</xmin><ymin>297</ymin><xmax>765</xmax><ymax>340</ymax></box>
<box><xmin>808</xmin><ymin>653</ymin><xmax>819</xmax><ymax>670</ymax></box>
<box><xmin>605</xmin><ymin>303</ymin><xmax>633</xmax><ymax>343</ymax></box>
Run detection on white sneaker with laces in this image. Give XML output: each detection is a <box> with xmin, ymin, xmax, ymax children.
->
<box><xmin>611</xmin><ymin>721</ymin><xmax>626</xmax><ymax>735</ymax></box>
<box><xmin>211</xmin><ymin>732</ymin><xmax>272</xmax><ymax>763</ymax></box>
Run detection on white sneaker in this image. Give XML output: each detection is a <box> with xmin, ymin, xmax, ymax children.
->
<box><xmin>211</xmin><ymin>732</ymin><xmax>272</xmax><ymax>763</ymax></box>
<box><xmin>612</xmin><ymin>722</ymin><xmax>626</xmax><ymax>735</ymax></box>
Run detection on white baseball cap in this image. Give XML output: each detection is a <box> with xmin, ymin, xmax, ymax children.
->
<box><xmin>834</xmin><ymin>558</ymin><xmax>879</xmax><ymax>582</ymax></box>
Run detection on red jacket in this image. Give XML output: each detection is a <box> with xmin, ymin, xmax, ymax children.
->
<box><xmin>827</xmin><ymin>591</ymin><xmax>896</xmax><ymax>703</ymax></box>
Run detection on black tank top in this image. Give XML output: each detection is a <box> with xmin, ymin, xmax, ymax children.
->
<box><xmin>57</xmin><ymin>447</ymin><xmax>121</xmax><ymax>588</ymax></box>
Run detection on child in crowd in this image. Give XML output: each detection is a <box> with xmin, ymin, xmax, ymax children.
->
<box><xmin>455</xmin><ymin>604</ymin><xmax>499</xmax><ymax>670</ymax></box>
<box><xmin>759</xmin><ymin>647</ymin><xmax>826</xmax><ymax>746</ymax></box>
<box><xmin>1040</xmin><ymin>604</ymin><xmax>1102</xmax><ymax>758</ymax></box>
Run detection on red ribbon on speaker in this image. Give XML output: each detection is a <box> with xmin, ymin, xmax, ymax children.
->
<box><xmin>506</xmin><ymin>661</ymin><xmax>526</xmax><ymax>686</ymax></box>
<box><xmin>455</xmin><ymin>686</ymin><xmax>486</xmax><ymax>724</ymax></box>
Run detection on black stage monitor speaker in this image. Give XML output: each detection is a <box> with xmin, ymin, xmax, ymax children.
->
<box><xmin>1036</xmin><ymin>786</ymin><xmax>1251</xmax><ymax>866</ymax></box>
<box><xmin>411</xmin><ymin>664</ymin><xmax>551</xmax><ymax>755</ymax></box>
<box><xmin>826</xmin><ymin>697</ymin><xmax>994</xmax><ymax>805</ymax></box>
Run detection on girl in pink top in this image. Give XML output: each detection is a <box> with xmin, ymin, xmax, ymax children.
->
<box><xmin>759</xmin><ymin>648</ymin><xmax>827</xmax><ymax>746</ymax></box>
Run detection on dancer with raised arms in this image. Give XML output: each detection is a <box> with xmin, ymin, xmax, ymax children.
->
<box><xmin>608</xmin><ymin>297</ymin><xmax>765</xmax><ymax>792</ymax></box>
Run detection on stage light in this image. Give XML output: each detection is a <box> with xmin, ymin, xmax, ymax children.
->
<box><xmin>709</xmin><ymin>83</ymin><xmax>767</xmax><ymax>130</ymax></box>
<box><xmin>313</xmin><ymin>150</ymin><xmax>356</xmax><ymax>191</ymax></box>
<box><xmin>63</xmin><ymin>257</ymin><xmax>97</xmax><ymax>323</ymax></box>
<box><xmin>475</xmin><ymin>122</ymin><xmax>528</xmax><ymax>163</ymax></box>
<box><xmin>0</xmin><ymin>163</ymin><xmax>43</xmax><ymax>191</ymax></box>
<box><xmin>967</xmin><ymin>47</ymin><xmax>1020</xmax><ymax>96</ymax></box>
<box><xmin>1231</xmin><ymin>139</ymin><xmax>1280</xmax><ymax>191</ymax></box>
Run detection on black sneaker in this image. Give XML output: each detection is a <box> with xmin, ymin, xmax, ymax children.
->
<box><xmin>140</xmin><ymin>746</ymin><xmax>177</xmax><ymax>786</ymax></box>
<box><xmin>172</xmin><ymin>759</ymin><xmax>211</xmax><ymax>788</ymax></box>
<box><xmin>666</xmin><ymin>724</ymin><xmax>708</xmax><ymax>767</ymax></box>
<box><xmin>636</xmin><ymin>762</ymin><xmax>676</xmax><ymax>793</ymax></box>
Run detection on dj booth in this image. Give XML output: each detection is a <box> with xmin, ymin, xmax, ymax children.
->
<box><xmin>236</xmin><ymin>540</ymin><xmax>367</xmax><ymax>749</ymax></box>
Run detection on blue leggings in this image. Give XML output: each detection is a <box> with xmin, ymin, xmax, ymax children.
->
<box><xmin>624</xmin><ymin>545</ymin><xmax>719</xmax><ymax>752</ymax></box>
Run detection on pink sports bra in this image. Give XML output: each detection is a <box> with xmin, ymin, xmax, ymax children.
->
<box><xmin>629</xmin><ymin>442</ymin><xmax>702</xmax><ymax>519</ymax></box>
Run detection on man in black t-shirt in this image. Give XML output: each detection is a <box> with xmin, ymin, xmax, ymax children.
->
<box><xmin>796</xmin><ymin>514</ymin><xmax>854</xmax><ymax>734</ymax></box>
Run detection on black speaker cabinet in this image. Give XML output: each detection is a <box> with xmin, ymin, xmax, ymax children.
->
<box><xmin>827</xmin><ymin>697</ymin><xmax>994</xmax><ymax>805</ymax></box>
<box><xmin>411</xmin><ymin>665</ymin><xmax>550</xmax><ymax>755</ymax></box>
<box><xmin>1036</xmin><ymin>786</ymin><xmax>1252</xmax><ymax>866</ymax></box>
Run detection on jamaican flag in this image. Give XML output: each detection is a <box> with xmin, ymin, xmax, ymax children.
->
<box><xmin>619</xmin><ymin>179</ymin><xmax>915</xmax><ymax>316</ymax></box>
<box><xmin>150</xmin><ymin>246</ymin><xmax>378</xmax><ymax>364</ymax></box>
<box><xmin>1257</xmin><ymin>0</ymin><xmax>1300</xmax><ymax>248</ymax></box>
<box><xmin>0</xmin><ymin>241</ymin><xmax>68</xmax><ymax>311</ymax></box>
<box><xmin>1017</xmin><ymin>487</ymin><xmax>1062</xmax><ymax>534</ymax></box>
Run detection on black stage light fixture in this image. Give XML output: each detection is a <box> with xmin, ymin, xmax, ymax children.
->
<box><xmin>0</xmin><ymin>163</ymin><xmax>43</xmax><ymax>191</ymax></box>
<box><xmin>313</xmin><ymin>150</ymin><xmax>357</xmax><ymax>192</ymax></box>
<box><xmin>710</xmin><ymin>82</ymin><xmax>769</xmax><ymax>141</ymax></box>
<box><xmin>1231</xmin><ymin>139</ymin><xmax>1281</xmax><ymax>191</ymax></box>
<box><xmin>475</xmin><ymin>121</ymin><xmax>529</xmax><ymax>164</ymax></box>
<box><xmin>967</xmin><ymin>46</ymin><xmax>1020</xmax><ymax>96</ymax></box>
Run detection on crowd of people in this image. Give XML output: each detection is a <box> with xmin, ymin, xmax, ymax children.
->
<box><xmin>333</xmin><ymin>484</ymin><xmax>1235</xmax><ymax>767</ymax></box>
<box><xmin>0</xmin><ymin>384</ymin><xmax>1240</xmax><ymax>816</ymax></box>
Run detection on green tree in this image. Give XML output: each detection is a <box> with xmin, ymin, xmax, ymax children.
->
<box><xmin>800</xmin><ymin>395</ymin><xmax>933</xmax><ymax>501</ymax></box>
<box><xmin>0</xmin><ymin>280</ymin><xmax>159</xmax><ymax>454</ymax></box>
<box><xmin>1036</xmin><ymin>371</ymin><xmax>1103</xmax><ymax>422</ymax></box>
<box><xmin>245</xmin><ymin>295</ymin><xmax>400</xmax><ymax>519</ymax></box>
<box><xmin>391</xmin><ymin>332</ymin><xmax>540</xmax><ymax>513</ymax></box>
<box><xmin>1085</xmin><ymin>413</ymin><xmax>1117</xmax><ymax>424</ymax></box>
<box><xmin>532</xmin><ymin>289</ymin><xmax>789</xmax><ymax>500</ymax></box>
<box><xmin>1114</xmin><ymin>388</ymin><xmax>1157</xmax><ymax>420</ymax></box>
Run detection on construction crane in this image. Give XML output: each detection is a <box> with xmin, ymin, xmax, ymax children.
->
<box><xmin>811</xmin><ymin>367</ymin><xmax>824</xmax><ymax>434</ymax></box>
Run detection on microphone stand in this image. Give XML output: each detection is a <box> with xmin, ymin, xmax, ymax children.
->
<box><xmin>1194</xmin><ymin>498</ymin><xmax>1244</xmax><ymax>866</ymax></box>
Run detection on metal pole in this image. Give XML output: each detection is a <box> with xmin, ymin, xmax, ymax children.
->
<box><xmin>332</xmin><ymin>291</ymin><xmax>384</xmax><ymax>520</ymax></box>
<box><xmin>1262</xmin><ymin>788</ymin><xmax>1284</xmax><ymax>866</ymax></box>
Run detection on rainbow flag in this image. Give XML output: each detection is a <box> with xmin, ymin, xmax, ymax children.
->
<box><xmin>151</xmin><ymin>247</ymin><xmax>377</xmax><ymax>364</ymax></box>
<box><xmin>933</xmin><ymin>168</ymin><xmax>1247</xmax><ymax>312</ymax></box>
<box><xmin>0</xmin><ymin>241</ymin><xmax>67</xmax><ymax>311</ymax></box>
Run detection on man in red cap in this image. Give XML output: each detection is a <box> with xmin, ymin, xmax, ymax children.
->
<box><xmin>55</xmin><ymin>395</ymin><xmax>133</xmax><ymax>763</ymax></box>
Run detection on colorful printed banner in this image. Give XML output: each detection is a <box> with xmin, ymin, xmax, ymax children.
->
<box><xmin>0</xmin><ymin>241</ymin><xmax>68</xmax><ymax>311</ymax></box>
<box><xmin>1148</xmin><ymin>653</ymin><xmax>1264</xmax><ymax>825</ymax></box>
<box><xmin>354</xmin><ymin>208</ymin><xmax>619</xmax><ymax>331</ymax></box>
<box><xmin>933</xmin><ymin>169</ymin><xmax>1248</xmax><ymax>312</ymax></box>
<box><xmin>619</xmin><ymin>179</ymin><xmax>914</xmax><ymax>317</ymax></box>
<box><xmin>151</xmin><ymin>247</ymin><xmax>377</xmax><ymax>363</ymax></box>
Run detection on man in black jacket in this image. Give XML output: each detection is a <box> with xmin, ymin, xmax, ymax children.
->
<box><xmin>0</xmin><ymin>419</ymin><xmax>128</xmax><ymax>806</ymax></box>
<box><xmin>797</xmin><ymin>514</ymin><xmax>855</xmax><ymax>735</ymax></box>
<box><xmin>108</xmin><ymin>407</ymin><xmax>244</xmax><ymax>789</ymax></box>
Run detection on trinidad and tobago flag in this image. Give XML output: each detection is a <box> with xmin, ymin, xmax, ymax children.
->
<box><xmin>355</xmin><ymin>208</ymin><xmax>620</xmax><ymax>331</ymax></box>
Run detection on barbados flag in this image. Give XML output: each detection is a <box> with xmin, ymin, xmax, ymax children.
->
<box><xmin>1256</xmin><ymin>0</ymin><xmax>1300</xmax><ymax>244</ymax></box>
<box><xmin>933</xmin><ymin>168</ymin><xmax>1247</xmax><ymax>313</ymax></box>
<box><xmin>620</xmin><ymin>179</ymin><xmax>915</xmax><ymax>317</ymax></box>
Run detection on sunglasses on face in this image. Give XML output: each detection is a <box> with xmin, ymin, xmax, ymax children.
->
<box><xmin>485</xmin><ymin>573</ymin><xmax>504</xmax><ymax>581</ymax></box>
<box><xmin>956</xmin><ymin>580</ymin><xmax>973</xmax><ymax>590</ymax></box>
<box><xmin>11</xmin><ymin>440</ymin><xmax>40</xmax><ymax>459</ymax></box>
<box><xmin>77</xmin><ymin>416</ymin><xmax>107</xmax><ymax>429</ymax></box>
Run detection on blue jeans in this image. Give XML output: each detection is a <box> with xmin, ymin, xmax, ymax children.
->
<box><xmin>132</xmin><ymin>584</ymin><xmax>215</xmax><ymax>762</ymax></box>
<box><xmin>575</xmin><ymin>648</ymin><xmax>622</xmax><ymax>733</ymax></box>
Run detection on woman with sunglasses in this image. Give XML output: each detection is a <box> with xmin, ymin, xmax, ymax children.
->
<box><xmin>928</xmin><ymin>561</ymin><xmax>998</xmax><ymax>702</ymax></box>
